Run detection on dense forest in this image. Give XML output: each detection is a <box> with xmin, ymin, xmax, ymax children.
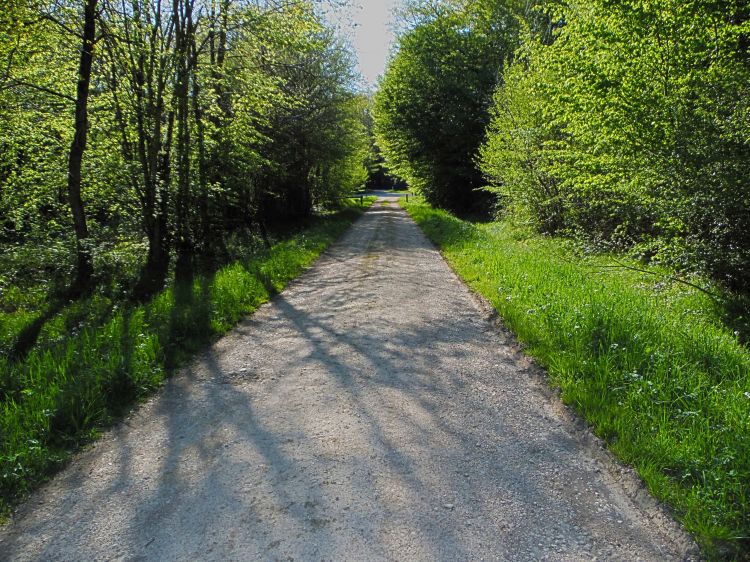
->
<box><xmin>0</xmin><ymin>0</ymin><xmax>370</xmax><ymax>300</ymax></box>
<box><xmin>375</xmin><ymin>0</ymin><xmax>750</xmax><ymax>291</ymax></box>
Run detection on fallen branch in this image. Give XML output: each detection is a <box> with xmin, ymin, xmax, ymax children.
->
<box><xmin>595</xmin><ymin>259</ymin><xmax>721</xmax><ymax>301</ymax></box>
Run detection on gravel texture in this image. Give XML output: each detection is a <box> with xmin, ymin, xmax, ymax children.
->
<box><xmin>0</xmin><ymin>198</ymin><xmax>698</xmax><ymax>561</ymax></box>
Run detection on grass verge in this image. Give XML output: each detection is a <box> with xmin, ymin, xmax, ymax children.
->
<box><xmin>402</xmin><ymin>199</ymin><xmax>750</xmax><ymax>560</ymax></box>
<box><xmin>0</xmin><ymin>202</ymin><xmax>370</xmax><ymax>515</ymax></box>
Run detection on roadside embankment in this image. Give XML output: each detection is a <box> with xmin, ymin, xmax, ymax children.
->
<box><xmin>403</xmin><ymin>199</ymin><xmax>750</xmax><ymax>560</ymax></box>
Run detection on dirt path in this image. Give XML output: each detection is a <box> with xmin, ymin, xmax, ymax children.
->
<box><xmin>0</xmin><ymin>199</ymin><xmax>697</xmax><ymax>561</ymax></box>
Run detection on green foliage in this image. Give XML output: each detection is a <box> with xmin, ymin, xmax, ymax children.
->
<box><xmin>480</xmin><ymin>0</ymin><xmax>750</xmax><ymax>289</ymax></box>
<box><xmin>0</xmin><ymin>2</ymin><xmax>76</xmax><ymax>245</ymax></box>
<box><xmin>373</xmin><ymin>0</ymin><xmax>520</xmax><ymax>212</ymax></box>
<box><xmin>0</xmin><ymin>203</ymin><xmax>368</xmax><ymax>514</ymax></box>
<box><xmin>215</xmin><ymin>4</ymin><xmax>370</xmax><ymax>220</ymax></box>
<box><xmin>404</xmin><ymin>198</ymin><xmax>750</xmax><ymax>559</ymax></box>
<box><xmin>0</xmin><ymin>0</ymin><xmax>370</xmax><ymax>280</ymax></box>
<box><xmin>479</xmin><ymin>35</ymin><xmax>564</xmax><ymax>232</ymax></box>
<box><xmin>361</xmin><ymin>100</ymin><xmax>404</xmax><ymax>190</ymax></box>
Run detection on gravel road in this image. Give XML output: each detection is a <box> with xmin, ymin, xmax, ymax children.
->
<box><xmin>0</xmin><ymin>198</ymin><xmax>698</xmax><ymax>561</ymax></box>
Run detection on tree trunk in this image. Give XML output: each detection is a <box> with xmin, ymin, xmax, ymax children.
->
<box><xmin>67</xmin><ymin>0</ymin><xmax>98</xmax><ymax>292</ymax></box>
<box><xmin>173</xmin><ymin>0</ymin><xmax>194</xmax><ymax>280</ymax></box>
<box><xmin>136</xmin><ymin>109</ymin><xmax>174</xmax><ymax>296</ymax></box>
<box><xmin>102</xmin><ymin>1</ymin><xmax>174</xmax><ymax>297</ymax></box>
<box><xmin>190</xmin><ymin>37</ymin><xmax>210</xmax><ymax>253</ymax></box>
<box><xmin>208</xmin><ymin>0</ymin><xmax>234</xmax><ymax>235</ymax></box>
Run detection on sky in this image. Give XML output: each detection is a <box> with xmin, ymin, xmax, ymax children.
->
<box><xmin>327</xmin><ymin>1</ymin><xmax>401</xmax><ymax>89</ymax></box>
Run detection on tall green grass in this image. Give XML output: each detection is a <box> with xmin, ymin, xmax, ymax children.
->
<box><xmin>0</xmin><ymin>203</ymin><xmax>369</xmax><ymax>514</ymax></box>
<box><xmin>403</xmin><ymin>199</ymin><xmax>750</xmax><ymax>560</ymax></box>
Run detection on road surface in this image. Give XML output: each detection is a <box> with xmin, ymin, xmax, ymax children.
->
<box><xmin>0</xmin><ymin>197</ymin><xmax>696</xmax><ymax>561</ymax></box>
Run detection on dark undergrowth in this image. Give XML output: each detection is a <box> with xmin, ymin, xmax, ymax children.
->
<box><xmin>0</xmin><ymin>201</ymin><xmax>371</xmax><ymax>516</ymax></box>
<box><xmin>403</xmin><ymin>199</ymin><xmax>750</xmax><ymax>561</ymax></box>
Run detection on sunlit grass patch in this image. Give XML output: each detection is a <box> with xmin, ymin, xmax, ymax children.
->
<box><xmin>403</xmin><ymin>198</ymin><xmax>750</xmax><ymax>560</ymax></box>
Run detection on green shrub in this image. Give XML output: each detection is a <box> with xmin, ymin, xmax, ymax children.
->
<box><xmin>480</xmin><ymin>0</ymin><xmax>750</xmax><ymax>290</ymax></box>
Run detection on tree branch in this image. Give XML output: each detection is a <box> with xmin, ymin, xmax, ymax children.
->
<box><xmin>39</xmin><ymin>12</ymin><xmax>84</xmax><ymax>40</ymax></box>
<box><xmin>595</xmin><ymin>259</ymin><xmax>721</xmax><ymax>301</ymax></box>
<box><xmin>1</xmin><ymin>79</ymin><xmax>76</xmax><ymax>103</ymax></box>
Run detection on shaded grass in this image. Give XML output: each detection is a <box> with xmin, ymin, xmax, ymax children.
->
<box><xmin>403</xmin><ymin>199</ymin><xmax>750</xmax><ymax>560</ymax></box>
<box><xmin>0</xmin><ymin>203</ymin><xmax>369</xmax><ymax>514</ymax></box>
<box><xmin>0</xmin><ymin>237</ymin><xmax>149</xmax><ymax>361</ymax></box>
